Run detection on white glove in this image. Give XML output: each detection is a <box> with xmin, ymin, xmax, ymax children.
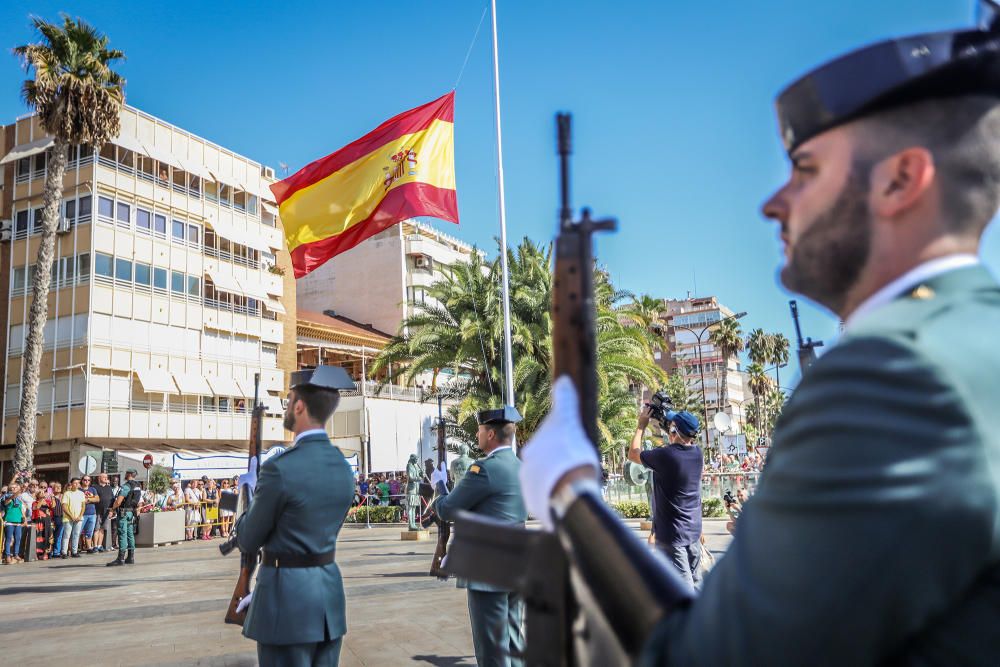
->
<box><xmin>238</xmin><ymin>456</ymin><xmax>258</xmax><ymax>495</ymax></box>
<box><xmin>235</xmin><ymin>590</ymin><xmax>253</xmax><ymax>614</ymax></box>
<box><xmin>430</xmin><ymin>461</ymin><xmax>449</xmax><ymax>490</ymax></box>
<box><xmin>520</xmin><ymin>376</ymin><xmax>601</xmax><ymax>530</ymax></box>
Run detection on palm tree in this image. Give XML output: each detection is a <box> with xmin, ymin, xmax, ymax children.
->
<box><xmin>768</xmin><ymin>333</ymin><xmax>791</xmax><ymax>386</ymax></box>
<box><xmin>708</xmin><ymin>317</ymin><xmax>744</xmax><ymax>407</ymax></box>
<box><xmin>371</xmin><ymin>237</ymin><xmax>666</xmax><ymax>455</ymax></box>
<box><xmin>746</xmin><ymin>362</ymin><xmax>772</xmax><ymax>434</ymax></box>
<box><xmin>746</xmin><ymin>328</ymin><xmax>772</xmax><ymax>366</ymax></box>
<box><xmin>12</xmin><ymin>16</ymin><xmax>124</xmax><ymax>475</ymax></box>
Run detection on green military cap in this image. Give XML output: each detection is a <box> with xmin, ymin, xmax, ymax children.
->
<box><xmin>477</xmin><ymin>406</ymin><xmax>522</xmax><ymax>425</ymax></box>
<box><xmin>290</xmin><ymin>365</ymin><xmax>356</xmax><ymax>391</ymax></box>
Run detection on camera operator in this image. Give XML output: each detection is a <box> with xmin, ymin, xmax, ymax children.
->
<box><xmin>723</xmin><ymin>489</ymin><xmax>747</xmax><ymax>536</ymax></box>
<box><xmin>627</xmin><ymin>402</ymin><xmax>703</xmax><ymax>587</ymax></box>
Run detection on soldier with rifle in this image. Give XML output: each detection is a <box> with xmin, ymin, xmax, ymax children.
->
<box><xmin>507</xmin><ymin>3</ymin><xmax>1000</xmax><ymax>664</ymax></box>
<box><xmin>431</xmin><ymin>406</ymin><xmax>527</xmax><ymax>667</ymax></box>
<box><xmin>230</xmin><ymin>366</ymin><xmax>356</xmax><ymax>667</ymax></box>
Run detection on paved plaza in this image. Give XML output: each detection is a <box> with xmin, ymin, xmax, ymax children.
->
<box><xmin>0</xmin><ymin>520</ymin><xmax>732</xmax><ymax>666</ymax></box>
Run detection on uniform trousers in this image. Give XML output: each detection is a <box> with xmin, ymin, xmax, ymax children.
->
<box><xmin>257</xmin><ymin>637</ymin><xmax>342</xmax><ymax>667</ymax></box>
<box><xmin>467</xmin><ymin>589</ymin><xmax>525</xmax><ymax>667</ymax></box>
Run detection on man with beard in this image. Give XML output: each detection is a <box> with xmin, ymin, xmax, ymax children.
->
<box><xmin>517</xmin><ymin>5</ymin><xmax>1000</xmax><ymax>665</ymax></box>
<box><xmin>234</xmin><ymin>366</ymin><xmax>356</xmax><ymax>667</ymax></box>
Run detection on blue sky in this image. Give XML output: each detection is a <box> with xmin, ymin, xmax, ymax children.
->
<box><xmin>0</xmin><ymin>0</ymin><xmax>990</xmax><ymax>382</ymax></box>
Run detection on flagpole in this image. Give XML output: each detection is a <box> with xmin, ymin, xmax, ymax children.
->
<box><xmin>490</xmin><ymin>0</ymin><xmax>516</xmax><ymax>413</ymax></box>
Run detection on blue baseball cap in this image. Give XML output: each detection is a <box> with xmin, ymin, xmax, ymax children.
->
<box><xmin>665</xmin><ymin>410</ymin><xmax>700</xmax><ymax>438</ymax></box>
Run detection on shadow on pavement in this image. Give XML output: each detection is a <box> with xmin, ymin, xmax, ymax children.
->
<box><xmin>411</xmin><ymin>655</ymin><xmax>476</xmax><ymax>666</ymax></box>
<box><xmin>0</xmin><ymin>583</ymin><xmax>123</xmax><ymax>595</ymax></box>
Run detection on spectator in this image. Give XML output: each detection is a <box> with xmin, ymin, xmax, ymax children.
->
<box><xmin>2</xmin><ymin>482</ymin><xmax>27</xmax><ymax>564</ymax></box>
<box><xmin>20</xmin><ymin>481</ymin><xmax>37</xmax><ymax>523</ymax></box>
<box><xmin>50</xmin><ymin>481</ymin><xmax>64</xmax><ymax>557</ymax></box>
<box><xmin>60</xmin><ymin>478</ymin><xmax>86</xmax><ymax>558</ymax></box>
<box><xmin>219</xmin><ymin>479</ymin><xmax>236</xmax><ymax>536</ymax></box>
<box><xmin>80</xmin><ymin>476</ymin><xmax>99</xmax><ymax>553</ymax></box>
<box><xmin>166</xmin><ymin>481</ymin><xmax>184</xmax><ymax>509</ymax></box>
<box><xmin>377</xmin><ymin>476</ymin><xmax>390</xmax><ymax>506</ymax></box>
<box><xmin>204</xmin><ymin>478</ymin><xmax>219</xmax><ymax>538</ymax></box>
<box><xmin>184</xmin><ymin>480</ymin><xmax>203</xmax><ymax>541</ymax></box>
<box><xmin>389</xmin><ymin>476</ymin><xmax>401</xmax><ymax>506</ymax></box>
<box><xmin>93</xmin><ymin>473</ymin><xmax>115</xmax><ymax>553</ymax></box>
<box><xmin>33</xmin><ymin>488</ymin><xmax>55</xmax><ymax>559</ymax></box>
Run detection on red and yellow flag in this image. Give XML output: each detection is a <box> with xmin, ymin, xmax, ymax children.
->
<box><xmin>272</xmin><ymin>92</ymin><xmax>459</xmax><ymax>278</ymax></box>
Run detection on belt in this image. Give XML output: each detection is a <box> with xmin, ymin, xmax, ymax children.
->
<box><xmin>261</xmin><ymin>549</ymin><xmax>336</xmax><ymax>568</ymax></box>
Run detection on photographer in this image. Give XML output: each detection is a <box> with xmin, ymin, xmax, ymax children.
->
<box><xmin>627</xmin><ymin>399</ymin><xmax>703</xmax><ymax>588</ymax></box>
<box><xmin>723</xmin><ymin>489</ymin><xmax>747</xmax><ymax>536</ymax></box>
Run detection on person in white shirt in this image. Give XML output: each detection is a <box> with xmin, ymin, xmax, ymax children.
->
<box><xmin>60</xmin><ymin>478</ymin><xmax>86</xmax><ymax>558</ymax></box>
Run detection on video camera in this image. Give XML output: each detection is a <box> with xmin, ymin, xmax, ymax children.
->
<box><xmin>723</xmin><ymin>490</ymin><xmax>736</xmax><ymax>507</ymax></box>
<box><xmin>645</xmin><ymin>390</ymin><xmax>674</xmax><ymax>427</ymax></box>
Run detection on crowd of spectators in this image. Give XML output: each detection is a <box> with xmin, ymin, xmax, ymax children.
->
<box><xmin>355</xmin><ymin>472</ymin><xmax>411</xmax><ymax>507</ymax></box>
<box><xmin>707</xmin><ymin>451</ymin><xmax>766</xmax><ymax>473</ymax></box>
<box><xmin>1</xmin><ymin>473</ymin><xmax>240</xmax><ymax>562</ymax></box>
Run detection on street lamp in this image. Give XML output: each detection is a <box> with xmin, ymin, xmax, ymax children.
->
<box><xmin>672</xmin><ymin>310</ymin><xmax>747</xmax><ymax>450</ymax></box>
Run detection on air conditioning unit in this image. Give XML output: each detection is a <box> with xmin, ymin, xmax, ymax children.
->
<box><xmin>56</xmin><ymin>216</ymin><xmax>71</xmax><ymax>234</ymax></box>
<box><xmin>414</xmin><ymin>255</ymin><xmax>430</xmax><ymax>269</ymax></box>
<box><xmin>0</xmin><ymin>219</ymin><xmax>10</xmax><ymax>242</ymax></box>
<box><xmin>261</xmin><ymin>165</ymin><xmax>276</xmax><ymax>180</ymax></box>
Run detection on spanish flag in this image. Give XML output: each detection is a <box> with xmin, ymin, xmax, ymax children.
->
<box><xmin>272</xmin><ymin>92</ymin><xmax>459</xmax><ymax>278</ymax></box>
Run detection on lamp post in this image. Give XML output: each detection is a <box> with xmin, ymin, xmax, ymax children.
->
<box><xmin>672</xmin><ymin>311</ymin><xmax>747</xmax><ymax>450</ymax></box>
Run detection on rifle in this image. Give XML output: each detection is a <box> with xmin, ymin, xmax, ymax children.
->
<box><xmin>220</xmin><ymin>372</ymin><xmax>264</xmax><ymax>626</ymax></box>
<box><xmin>424</xmin><ymin>395</ymin><xmax>451</xmax><ymax>578</ymax></box>
<box><xmin>789</xmin><ymin>300</ymin><xmax>823</xmax><ymax>373</ymax></box>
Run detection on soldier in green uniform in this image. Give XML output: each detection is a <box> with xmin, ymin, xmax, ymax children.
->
<box><xmin>433</xmin><ymin>407</ymin><xmax>527</xmax><ymax>667</ymax></box>
<box><xmin>519</xmin><ymin>4</ymin><xmax>1000</xmax><ymax>665</ymax></box>
<box><xmin>235</xmin><ymin>366</ymin><xmax>356</xmax><ymax>667</ymax></box>
<box><xmin>106</xmin><ymin>469</ymin><xmax>140</xmax><ymax>566</ymax></box>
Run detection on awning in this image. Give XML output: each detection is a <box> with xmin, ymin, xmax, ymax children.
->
<box><xmin>176</xmin><ymin>156</ymin><xmax>215</xmax><ymax>182</ymax></box>
<box><xmin>261</xmin><ymin>394</ymin><xmax>284</xmax><ymax>415</ymax></box>
<box><xmin>237</xmin><ymin>277</ymin><xmax>270</xmax><ymax>301</ymax></box>
<box><xmin>1</xmin><ymin>136</ymin><xmax>54</xmax><ymax>164</ymax></box>
<box><xmin>172</xmin><ymin>373</ymin><xmax>213</xmax><ymax>396</ymax></box>
<box><xmin>205</xmin><ymin>268</ymin><xmax>243</xmax><ymax>295</ymax></box>
<box><xmin>207</xmin><ymin>375</ymin><xmax>243</xmax><ymax>398</ymax></box>
<box><xmin>142</xmin><ymin>141</ymin><xmax>182</xmax><ymax>169</ymax></box>
<box><xmin>261</xmin><ymin>201</ymin><xmax>279</xmax><ymax>216</ymax></box>
<box><xmin>234</xmin><ymin>378</ymin><xmax>256</xmax><ymax>399</ymax></box>
<box><xmin>263</xmin><ymin>297</ymin><xmax>287</xmax><ymax>314</ymax></box>
<box><xmin>210</xmin><ymin>170</ymin><xmax>242</xmax><ymax>190</ymax></box>
<box><xmin>134</xmin><ymin>368</ymin><xmax>178</xmax><ymax>395</ymax></box>
<box><xmin>259</xmin><ymin>184</ymin><xmax>277</xmax><ymax>203</ymax></box>
<box><xmin>239</xmin><ymin>231</ymin><xmax>271</xmax><ymax>253</ymax></box>
<box><xmin>112</xmin><ymin>133</ymin><xmax>146</xmax><ymax>156</ymax></box>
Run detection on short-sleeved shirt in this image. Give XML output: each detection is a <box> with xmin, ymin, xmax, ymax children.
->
<box><xmin>83</xmin><ymin>487</ymin><xmax>98</xmax><ymax>515</ymax></box>
<box><xmin>94</xmin><ymin>484</ymin><xmax>115</xmax><ymax>514</ymax></box>
<box><xmin>640</xmin><ymin>443</ymin><xmax>704</xmax><ymax>546</ymax></box>
<box><xmin>1</xmin><ymin>493</ymin><xmax>23</xmax><ymax>523</ymax></box>
<box><xmin>377</xmin><ymin>482</ymin><xmax>390</xmax><ymax>502</ymax></box>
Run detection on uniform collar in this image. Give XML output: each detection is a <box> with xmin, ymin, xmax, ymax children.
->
<box><xmin>293</xmin><ymin>428</ymin><xmax>328</xmax><ymax>446</ymax></box>
<box><xmin>486</xmin><ymin>445</ymin><xmax>512</xmax><ymax>458</ymax></box>
<box><xmin>844</xmin><ymin>254</ymin><xmax>979</xmax><ymax>331</ymax></box>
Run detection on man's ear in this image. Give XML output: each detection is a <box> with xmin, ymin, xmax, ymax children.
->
<box><xmin>870</xmin><ymin>147</ymin><xmax>935</xmax><ymax>219</ymax></box>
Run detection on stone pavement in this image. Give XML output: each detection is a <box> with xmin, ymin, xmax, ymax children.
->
<box><xmin>0</xmin><ymin>519</ymin><xmax>732</xmax><ymax>666</ymax></box>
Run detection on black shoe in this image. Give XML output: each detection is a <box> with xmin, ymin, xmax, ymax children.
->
<box><xmin>125</xmin><ymin>549</ymin><xmax>135</xmax><ymax>565</ymax></box>
<box><xmin>70</xmin><ymin>552</ymin><xmax>80</xmax><ymax>558</ymax></box>
<box><xmin>61</xmin><ymin>554</ymin><xmax>68</xmax><ymax>560</ymax></box>
<box><xmin>87</xmin><ymin>548</ymin><xmax>97</xmax><ymax>554</ymax></box>
<box><xmin>106</xmin><ymin>554</ymin><xmax>125</xmax><ymax>567</ymax></box>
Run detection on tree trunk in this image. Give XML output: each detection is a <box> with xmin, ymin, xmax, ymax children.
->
<box><xmin>13</xmin><ymin>137</ymin><xmax>69</xmax><ymax>476</ymax></box>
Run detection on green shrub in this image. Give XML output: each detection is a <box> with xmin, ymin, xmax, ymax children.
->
<box><xmin>610</xmin><ymin>501</ymin><xmax>651</xmax><ymax>519</ymax></box>
<box><xmin>350</xmin><ymin>505</ymin><xmax>403</xmax><ymax>523</ymax></box>
<box><xmin>702</xmin><ymin>497</ymin><xmax>726</xmax><ymax>518</ymax></box>
<box><xmin>147</xmin><ymin>466</ymin><xmax>171</xmax><ymax>495</ymax></box>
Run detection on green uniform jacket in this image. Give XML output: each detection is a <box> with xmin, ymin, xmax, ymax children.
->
<box><xmin>436</xmin><ymin>447</ymin><xmax>528</xmax><ymax>592</ymax></box>
<box><xmin>644</xmin><ymin>265</ymin><xmax>1000</xmax><ymax>665</ymax></box>
<box><xmin>237</xmin><ymin>432</ymin><xmax>354</xmax><ymax>645</ymax></box>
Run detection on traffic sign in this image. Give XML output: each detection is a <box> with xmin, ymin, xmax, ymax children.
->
<box><xmin>142</xmin><ymin>454</ymin><xmax>153</xmax><ymax>469</ymax></box>
<box><xmin>78</xmin><ymin>455</ymin><xmax>98</xmax><ymax>475</ymax></box>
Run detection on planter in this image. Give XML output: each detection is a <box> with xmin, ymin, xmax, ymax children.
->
<box><xmin>135</xmin><ymin>510</ymin><xmax>185</xmax><ymax>547</ymax></box>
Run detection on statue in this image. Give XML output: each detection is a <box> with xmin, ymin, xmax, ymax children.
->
<box><xmin>405</xmin><ymin>454</ymin><xmax>422</xmax><ymax>531</ymax></box>
<box><xmin>450</xmin><ymin>443</ymin><xmax>474</xmax><ymax>482</ymax></box>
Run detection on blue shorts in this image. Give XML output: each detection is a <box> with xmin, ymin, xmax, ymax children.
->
<box><xmin>81</xmin><ymin>513</ymin><xmax>97</xmax><ymax>538</ymax></box>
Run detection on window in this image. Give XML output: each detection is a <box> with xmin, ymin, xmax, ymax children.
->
<box><xmin>187</xmin><ymin>224</ymin><xmax>200</xmax><ymax>245</ymax></box>
<box><xmin>77</xmin><ymin>253</ymin><xmax>90</xmax><ymax>280</ymax></box>
<box><xmin>202</xmin><ymin>396</ymin><xmax>216</xmax><ymax>412</ymax></box>
<box><xmin>171</xmin><ymin>270</ymin><xmax>184</xmax><ymax>293</ymax></box>
<box><xmin>15</xmin><ymin>210</ymin><xmax>29</xmax><ymax>236</ymax></box>
<box><xmin>172</xmin><ymin>219</ymin><xmax>185</xmax><ymax>241</ymax></box>
<box><xmin>154</xmin><ymin>213</ymin><xmax>167</xmax><ymax>236</ymax></box>
<box><xmin>98</xmin><ymin>196</ymin><xmax>114</xmax><ymax>221</ymax></box>
<box><xmin>114</xmin><ymin>257</ymin><xmax>132</xmax><ymax>282</ymax></box>
<box><xmin>153</xmin><ymin>267</ymin><xmax>167</xmax><ymax>290</ymax></box>
<box><xmin>12</xmin><ymin>266</ymin><xmax>26</xmax><ymax>293</ymax></box>
<box><xmin>136</xmin><ymin>208</ymin><xmax>151</xmax><ymax>233</ymax></box>
<box><xmin>135</xmin><ymin>262</ymin><xmax>151</xmax><ymax>286</ymax></box>
<box><xmin>32</xmin><ymin>208</ymin><xmax>44</xmax><ymax>234</ymax></box>
<box><xmin>116</xmin><ymin>202</ymin><xmax>130</xmax><ymax>228</ymax></box>
<box><xmin>16</xmin><ymin>157</ymin><xmax>30</xmax><ymax>179</ymax></box>
<box><xmin>64</xmin><ymin>199</ymin><xmax>75</xmax><ymax>226</ymax></box>
<box><xmin>187</xmin><ymin>275</ymin><xmax>200</xmax><ymax>296</ymax></box>
<box><xmin>95</xmin><ymin>252</ymin><xmax>113</xmax><ymax>278</ymax></box>
<box><xmin>219</xmin><ymin>397</ymin><xmax>230</xmax><ymax>412</ymax></box>
<box><xmin>77</xmin><ymin>195</ymin><xmax>92</xmax><ymax>223</ymax></box>
<box><xmin>34</xmin><ymin>152</ymin><xmax>46</xmax><ymax>175</ymax></box>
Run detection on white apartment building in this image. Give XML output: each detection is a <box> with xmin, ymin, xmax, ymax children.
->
<box><xmin>0</xmin><ymin>106</ymin><xmax>297</xmax><ymax>483</ymax></box>
<box><xmin>296</xmin><ymin>220</ymin><xmax>477</xmax><ymax>336</ymax></box>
